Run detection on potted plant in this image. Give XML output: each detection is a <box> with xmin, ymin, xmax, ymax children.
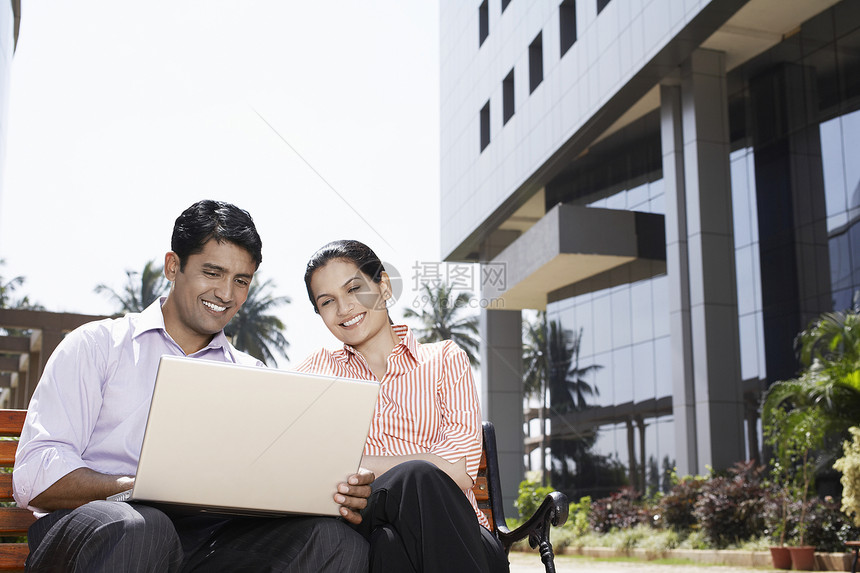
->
<box><xmin>764</xmin><ymin>408</ymin><xmax>799</xmax><ymax>570</ymax></box>
<box><xmin>763</xmin><ymin>389</ymin><xmax>824</xmax><ymax>571</ymax></box>
<box><xmin>788</xmin><ymin>431</ymin><xmax>817</xmax><ymax>571</ymax></box>
<box><xmin>767</xmin><ymin>490</ymin><xmax>792</xmax><ymax>569</ymax></box>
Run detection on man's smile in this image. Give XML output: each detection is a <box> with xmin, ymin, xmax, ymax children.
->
<box><xmin>202</xmin><ymin>300</ymin><xmax>227</xmax><ymax>312</ymax></box>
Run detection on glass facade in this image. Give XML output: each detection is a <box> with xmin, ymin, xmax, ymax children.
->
<box><xmin>821</xmin><ymin>109</ymin><xmax>860</xmax><ymax>310</ymax></box>
<box><xmin>544</xmin><ymin>2</ymin><xmax>860</xmax><ymax>499</ymax></box>
<box><xmin>0</xmin><ymin>1</ymin><xmax>14</xmax><ymax>204</ymax></box>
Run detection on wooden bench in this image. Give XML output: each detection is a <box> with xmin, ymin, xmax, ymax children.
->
<box><xmin>475</xmin><ymin>421</ymin><xmax>569</xmax><ymax>573</ymax></box>
<box><xmin>0</xmin><ymin>413</ymin><xmax>568</xmax><ymax>572</ymax></box>
<box><xmin>0</xmin><ymin>409</ymin><xmax>35</xmax><ymax>572</ymax></box>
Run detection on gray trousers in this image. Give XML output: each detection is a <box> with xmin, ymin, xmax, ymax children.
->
<box><xmin>26</xmin><ymin>500</ymin><xmax>368</xmax><ymax>572</ymax></box>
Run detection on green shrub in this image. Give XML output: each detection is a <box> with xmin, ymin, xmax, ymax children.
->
<box><xmin>637</xmin><ymin>527</ymin><xmax>680</xmax><ymax>555</ymax></box>
<box><xmin>677</xmin><ymin>529</ymin><xmax>709</xmax><ymax>550</ymax></box>
<box><xmin>835</xmin><ymin>426</ymin><xmax>860</xmax><ymax>527</ymax></box>
<box><xmin>565</xmin><ymin>496</ymin><xmax>591</xmax><ymax>537</ymax></box>
<box><xmin>515</xmin><ymin>479</ymin><xmax>554</xmax><ymax>521</ymax></box>
<box><xmin>796</xmin><ymin>497</ymin><xmax>859</xmax><ymax>552</ymax></box>
<box><xmin>602</xmin><ymin>524</ymin><xmax>648</xmax><ymax>550</ymax></box>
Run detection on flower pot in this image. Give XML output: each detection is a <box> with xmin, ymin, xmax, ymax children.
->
<box><xmin>789</xmin><ymin>545</ymin><xmax>816</xmax><ymax>571</ymax></box>
<box><xmin>769</xmin><ymin>546</ymin><xmax>792</xmax><ymax>570</ymax></box>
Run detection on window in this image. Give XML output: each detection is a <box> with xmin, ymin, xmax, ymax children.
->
<box><xmin>501</xmin><ymin>0</ymin><xmax>511</xmax><ymax>12</ymax></box>
<box><xmin>503</xmin><ymin>69</ymin><xmax>515</xmax><ymax>124</ymax></box>
<box><xmin>479</xmin><ymin>0</ymin><xmax>489</xmax><ymax>47</ymax></box>
<box><xmin>559</xmin><ymin>0</ymin><xmax>577</xmax><ymax>56</ymax></box>
<box><xmin>529</xmin><ymin>32</ymin><xmax>544</xmax><ymax>93</ymax></box>
<box><xmin>480</xmin><ymin>100</ymin><xmax>491</xmax><ymax>151</ymax></box>
<box><xmin>597</xmin><ymin>0</ymin><xmax>611</xmax><ymax>14</ymax></box>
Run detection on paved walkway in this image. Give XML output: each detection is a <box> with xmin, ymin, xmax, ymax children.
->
<box><xmin>508</xmin><ymin>553</ymin><xmax>777</xmax><ymax>572</ymax></box>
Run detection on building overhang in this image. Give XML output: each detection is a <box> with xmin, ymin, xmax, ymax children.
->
<box><xmin>549</xmin><ymin>396</ymin><xmax>674</xmax><ymax>440</ymax></box>
<box><xmin>483</xmin><ymin>204</ymin><xmax>666</xmax><ymax>310</ymax></box>
<box><xmin>443</xmin><ymin>0</ymin><xmax>840</xmax><ymax>264</ymax></box>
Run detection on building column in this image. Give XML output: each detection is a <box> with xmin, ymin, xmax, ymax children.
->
<box><xmin>750</xmin><ymin>63</ymin><xmax>831</xmax><ymax>385</ymax></box>
<box><xmin>625</xmin><ymin>417</ymin><xmax>638</xmax><ymax>490</ymax></box>
<box><xmin>479</xmin><ymin>308</ymin><xmax>523</xmax><ymax>516</ymax></box>
<box><xmin>661</xmin><ymin>49</ymin><xmax>745</xmax><ymax>474</ymax></box>
<box><xmin>660</xmin><ymin>82</ymin><xmax>698</xmax><ymax>476</ymax></box>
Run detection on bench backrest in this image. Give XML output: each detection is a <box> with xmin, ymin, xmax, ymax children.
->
<box><xmin>472</xmin><ymin>421</ymin><xmax>508</xmax><ymax>533</ymax></box>
<box><xmin>0</xmin><ymin>409</ymin><xmax>34</xmax><ymax>572</ymax></box>
<box><xmin>473</xmin><ymin>448</ymin><xmax>493</xmax><ymax>528</ymax></box>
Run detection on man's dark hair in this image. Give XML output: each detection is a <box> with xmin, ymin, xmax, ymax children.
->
<box><xmin>171</xmin><ymin>200</ymin><xmax>263</xmax><ymax>270</ymax></box>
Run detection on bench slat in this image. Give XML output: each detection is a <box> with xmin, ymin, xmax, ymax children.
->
<box><xmin>0</xmin><ymin>410</ymin><xmax>29</xmax><ymax>571</ymax></box>
<box><xmin>0</xmin><ymin>412</ymin><xmax>25</xmax><ymax>439</ymax></box>
<box><xmin>0</xmin><ymin>473</ymin><xmax>13</xmax><ymax>500</ymax></box>
<box><xmin>0</xmin><ymin>543</ymin><xmax>29</xmax><ymax>571</ymax></box>
<box><xmin>0</xmin><ymin>442</ymin><xmax>17</xmax><ymax>467</ymax></box>
<box><xmin>0</xmin><ymin>508</ymin><xmax>35</xmax><ymax>535</ymax></box>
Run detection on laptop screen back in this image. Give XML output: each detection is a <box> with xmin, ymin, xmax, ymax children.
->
<box><xmin>130</xmin><ymin>355</ymin><xmax>379</xmax><ymax>516</ymax></box>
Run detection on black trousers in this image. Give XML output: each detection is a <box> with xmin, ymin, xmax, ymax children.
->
<box><xmin>26</xmin><ymin>500</ymin><xmax>368</xmax><ymax>572</ymax></box>
<box><xmin>354</xmin><ymin>460</ymin><xmax>510</xmax><ymax>573</ymax></box>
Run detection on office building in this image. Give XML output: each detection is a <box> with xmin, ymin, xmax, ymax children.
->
<box><xmin>0</xmin><ymin>0</ymin><xmax>20</xmax><ymax>203</ymax></box>
<box><xmin>440</xmin><ymin>0</ymin><xmax>860</xmax><ymax>510</ymax></box>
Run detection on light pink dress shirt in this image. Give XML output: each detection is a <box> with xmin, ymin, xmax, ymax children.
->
<box><xmin>13</xmin><ymin>298</ymin><xmax>261</xmax><ymax>514</ymax></box>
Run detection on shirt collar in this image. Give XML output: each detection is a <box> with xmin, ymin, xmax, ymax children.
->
<box><xmin>133</xmin><ymin>298</ymin><xmax>170</xmax><ymax>337</ymax></box>
<box><xmin>134</xmin><ymin>297</ymin><xmax>233</xmax><ymax>357</ymax></box>
<box><xmin>341</xmin><ymin>323</ymin><xmax>419</xmax><ymax>361</ymax></box>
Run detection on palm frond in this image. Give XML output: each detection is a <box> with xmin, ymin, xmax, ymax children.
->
<box><xmin>227</xmin><ymin>276</ymin><xmax>290</xmax><ymax>367</ymax></box>
<box><xmin>403</xmin><ymin>283</ymin><xmax>481</xmax><ymax>367</ymax></box>
<box><xmin>95</xmin><ymin>260</ymin><xmax>169</xmax><ymax>314</ymax></box>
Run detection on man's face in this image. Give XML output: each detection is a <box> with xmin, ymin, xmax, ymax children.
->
<box><xmin>162</xmin><ymin>239</ymin><xmax>256</xmax><ymax>352</ymax></box>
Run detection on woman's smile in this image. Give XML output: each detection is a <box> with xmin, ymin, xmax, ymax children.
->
<box><xmin>341</xmin><ymin>313</ymin><xmax>366</xmax><ymax>327</ymax></box>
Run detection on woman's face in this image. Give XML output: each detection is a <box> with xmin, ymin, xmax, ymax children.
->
<box><xmin>309</xmin><ymin>258</ymin><xmax>392</xmax><ymax>348</ymax></box>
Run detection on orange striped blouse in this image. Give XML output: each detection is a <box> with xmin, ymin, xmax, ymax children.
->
<box><xmin>295</xmin><ymin>324</ymin><xmax>489</xmax><ymax>529</ymax></box>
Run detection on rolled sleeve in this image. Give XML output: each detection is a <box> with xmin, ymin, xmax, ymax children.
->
<box><xmin>13</xmin><ymin>325</ymin><xmax>108</xmax><ymax>511</ymax></box>
<box><xmin>428</xmin><ymin>344</ymin><xmax>483</xmax><ymax>482</ymax></box>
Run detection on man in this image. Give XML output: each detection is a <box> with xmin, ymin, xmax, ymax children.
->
<box><xmin>13</xmin><ymin>200</ymin><xmax>371</xmax><ymax>572</ymax></box>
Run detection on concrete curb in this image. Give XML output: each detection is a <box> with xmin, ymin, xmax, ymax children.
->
<box><xmin>551</xmin><ymin>546</ymin><xmax>855</xmax><ymax>571</ymax></box>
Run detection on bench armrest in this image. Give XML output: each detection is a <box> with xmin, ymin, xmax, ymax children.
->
<box><xmin>496</xmin><ymin>492</ymin><xmax>568</xmax><ymax>570</ymax></box>
<box><xmin>481</xmin><ymin>421</ymin><xmax>569</xmax><ymax>573</ymax></box>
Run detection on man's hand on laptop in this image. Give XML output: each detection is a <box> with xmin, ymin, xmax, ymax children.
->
<box><xmin>334</xmin><ymin>467</ymin><xmax>374</xmax><ymax>524</ymax></box>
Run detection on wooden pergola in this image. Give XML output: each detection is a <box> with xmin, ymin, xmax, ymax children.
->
<box><xmin>0</xmin><ymin>309</ymin><xmax>109</xmax><ymax>409</ymax></box>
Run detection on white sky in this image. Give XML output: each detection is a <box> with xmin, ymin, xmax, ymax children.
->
<box><xmin>0</xmin><ymin>1</ymin><xmax>445</xmax><ymax>367</ymax></box>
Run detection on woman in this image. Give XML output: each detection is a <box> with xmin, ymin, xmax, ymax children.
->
<box><xmin>296</xmin><ymin>240</ymin><xmax>509</xmax><ymax>573</ymax></box>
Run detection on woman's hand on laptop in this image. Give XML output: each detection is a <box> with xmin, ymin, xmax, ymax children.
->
<box><xmin>334</xmin><ymin>467</ymin><xmax>375</xmax><ymax>524</ymax></box>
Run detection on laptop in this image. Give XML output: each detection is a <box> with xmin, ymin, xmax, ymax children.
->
<box><xmin>108</xmin><ymin>355</ymin><xmax>379</xmax><ymax>517</ymax></box>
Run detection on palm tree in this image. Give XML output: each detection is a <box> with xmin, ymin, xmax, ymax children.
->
<box><xmin>522</xmin><ymin>311</ymin><xmax>601</xmax><ymax>485</ymax></box>
<box><xmin>0</xmin><ymin>267</ymin><xmax>24</xmax><ymax>309</ymax></box>
<box><xmin>763</xmin><ymin>303</ymin><xmax>860</xmax><ymax>458</ymax></box>
<box><xmin>0</xmin><ymin>260</ymin><xmax>41</xmax><ymax>311</ymax></box>
<box><xmin>522</xmin><ymin>312</ymin><xmax>600</xmax><ymax>411</ymax></box>
<box><xmin>225</xmin><ymin>277</ymin><xmax>290</xmax><ymax>367</ymax></box>
<box><xmin>95</xmin><ymin>260</ymin><xmax>169</xmax><ymax>313</ymax></box>
<box><xmin>402</xmin><ymin>283</ymin><xmax>480</xmax><ymax>366</ymax></box>
<box><xmin>0</xmin><ymin>261</ymin><xmax>44</xmax><ymax>336</ymax></box>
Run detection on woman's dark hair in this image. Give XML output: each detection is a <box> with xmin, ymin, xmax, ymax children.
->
<box><xmin>171</xmin><ymin>200</ymin><xmax>263</xmax><ymax>270</ymax></box>
<box><xmin>304</xmin><ymin>240</ymin><xmax>386</xmax><ymax>313</ymax></box>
